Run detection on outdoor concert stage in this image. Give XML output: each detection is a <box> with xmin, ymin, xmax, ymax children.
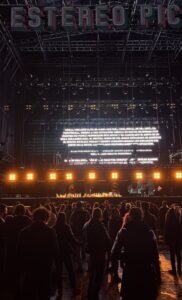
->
<box><xmin>1</xmin><ymin>165</ymin><xmax>182</xmax><ymax>199</ymax></box>
<box><xmin>1</xmin><ymin>196</ymin><xmax>182</xmax><ymax>207</ymax></box>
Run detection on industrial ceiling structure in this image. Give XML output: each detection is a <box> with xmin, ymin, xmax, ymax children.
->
<box><xmin>0</xmin><ymin>0</ymin><xmax>182</xmax><ymax>167</ymax></box>
<box><xmin>0</xmin><ymin>0</ymin><xmax>182</xmax><ymax>71</ymax></box>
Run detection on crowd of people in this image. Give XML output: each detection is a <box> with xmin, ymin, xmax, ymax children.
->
<box><xmin>0</xmin><ymin>199</ymin><xmax>181</xmax><ymax>300</ymax></box>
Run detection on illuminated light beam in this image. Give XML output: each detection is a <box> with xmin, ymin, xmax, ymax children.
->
<box><xmin>48</xmin><ymin>172</ymin><xmax>57</xmax><ymax>181</ymax></box>
<box><xmin>175</xmin><ymin>172</ymin><xmax>182</xmax><ymax>179</ymax></box>
<box><xmin>8</xmin><ymin>173</ymin><xmax>17</xmax><ymax>182</ymax></box>
<box><xmin>26</xmin><ymin>172</ymin><xmax>35</xmax><ymax>181</ymax></box>
<box><xmin>111</xmin><ymin>172</ymin><xmax>119</xmax><ymax>180</ymax></box>
<box><xmin>135</xmin><ymin>172</ymin><xmax>143</xmax><ymax>180</ymax></box>
<box><xmin>88</xmin><ymin>172</ymin><xmax>96</xmax><ymax>180</ymax></box>
<box><xmin>153</xmin><ymin>172</ymin><xmax>161</xmax><ymax>180</ymax></box>
<box><xmin>65</xmin><ymin>173</ymin><xmax>73</xmax><ymax>181</ymax></box>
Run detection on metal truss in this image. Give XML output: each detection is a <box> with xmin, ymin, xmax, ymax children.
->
<box><xmin>16</xmin><ymin>39</ymin><xmax>180</xmax><ymax>52</ymax></box>
<box><xmin>0</xmin><ymin>0</ymin><xmax>47</xmax><ymax>60</ymax></box>
<box><xmin>13</xmin><ymin>28</ymin><xmax>182</xmax><ymax>57</ymax></box>
<box><xmin>12</xmin><ymin>30</ymin><xmax>182</xmax><ymax>45</ymax></box>
<box><xmin>0</xmin><ymin>19</ymin><xmax>22</xmax><ymax>80</ymax></box>
<box><xmin>0</xmin><ymin>0</ymin><xmax>37</xmax><ymax>5</ymax></box>
<box><xmin>1</xmin><ymin>0</ymin><xmax>182</xmax><ymax>62</ymax></box>
<box><xmin>175</xmin><ymin>40</ymin><xmax>182</xmax><ymax>60</ymax></box>
<box><xmin>121</xmin><ymin>0</ymin><xmax>138</xmax><ymax>62</ymax></box>
<box><xmin>17</xmin><ymin>75</ymin><xmax>180</xmax><ymax>87</ymax></box>
<box><xmin>30</xmin><ymin>117</ymin><xmax>161</xmax><ymax>127</ymax></box>
<box><xmin>0</xmin><ymin>0</ymin><xmax>173</xmax><ymax>5</ymax></box>
<box><xmin>23</xmin><ymin>0</ymin><xmax>47</xmax><ymax>60</ymax></box>
<box><xmin>14</xmin><ymin>30</ymin><xmax>182</xmax><ymax>57</ymax></box>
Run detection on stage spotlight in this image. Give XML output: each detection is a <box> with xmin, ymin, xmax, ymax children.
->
<box><xmin>26</xmin><ymin>173</ymin><xmax>34</xmax><ymax>181</ymax></box>
<box><xmin>135</xmin><ymin>172</ymin><xmax>143</xmax><ymax>180</ymax></box>
<box><xmin>8</xmin><ymin>173</ymin><xmax>17</xmax><ymax>182</ymax></box>
<box><xmin>49</xmin><ymin>172</ymin><xmax>57</xmax><ymax>181</ymax></box>
<box><xmin>88</xmin><ymin>172</ymin><xmax>96</xmax><ymax>180</ymax></box>
<box><xmin>65</xmin><ymin>173</ymin><xmax>73</xmax><ymax>181</ymax></box>
<box><xmin>111</xmin><ymin>172</ymin><xmax>119</xmax><ymax>180</ymax></box>
<box><xmin>175</xmin><ymin>172</ymin><xmax>182</xmax><ymax>179</ymax></box>
<box><xmin>153</xmin><ymin>172</ymin><xmax>161</xmax><ymax>180</ymax></box>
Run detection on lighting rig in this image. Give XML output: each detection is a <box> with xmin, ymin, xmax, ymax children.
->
<box><xmin>5</xmin><ymin>169</ymin><xmax>182</xmax><ymax>183</ymax></box>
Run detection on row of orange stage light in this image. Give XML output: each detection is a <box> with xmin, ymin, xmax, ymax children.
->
<box><xmin>4</xmin><ymin>170</ymin><xmax>182</xmax><ymax>183</ymax></box>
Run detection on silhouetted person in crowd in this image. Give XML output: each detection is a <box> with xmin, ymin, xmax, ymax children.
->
<box><xmin>45</xmin><ymin>203</ymin><xmax>57</xmax><ymax>227</ymax></box>
<box><xmin>65</xmin><ymin>203</ymin><xmax>72</xmax><ymax>222</ymax></box>
<box><xmin>5</xmin><ymin>204</ymin><xmax>32</xmax><ymax>294</ymax></box>
<box><xmin>159</xmin><ymin>201</ymin><xmax>169</xmax><ymax>233</ymax></box>
<box><xmin>103</xmin><ymin>206</ymin><xmax>110</xmax><ymax>229</ymax></box>
<box><xmin>109</xmin><ymin>208</ymin><xmax>122</xmax><ymax>282</ymax></box>
<box><xmin>164</xmin><ymin>205</ymin><xmax>182</xmax><ymax>275</ymax></box>
<box><xmin>141</xmin><ymin>201</ymin><xmax>157</xmax><ymax>234</ymax></box>
<box><xmin>120</xmin><ymin>202</ymin><xmax>126</xmax><ymax>218</ymax></box>
<box><xmin>9</xmin><ymin>204</ymin><xmax>31</xmax><ymax>240</ymax></box>
<box><xmin>17</xmin><ymin>207</ymin><xmax>59</xmax><ymax>300</ymax></box>
<box><xmin>0</xmin><ymin>204</ymin><xmax>7</xmax><ymax>288</ymax></box>
<box><xmin>111</xmin><ymin>207</ymin><xmax>161</xmax><ymax>300</ymax></box>
<box><xmin>109</xmin><ymin>208</ymin><xmax>122</xmax><ymax>243</ymax></box>
<box><xmin>93</xmin><ymin>202</ymin><xmax>99</xmax><ymax>209</ymax></box>
<box><xmin>150</xmin><ymin>203</ymin><xmax>159</xmax><ymax>219</ymax></box>
<box><xmin>54</xmin><ymin>212</ymin><xmax>80</xmax><ymax>299</ymax></box>
<box><xmin>135</xmin><ymin>200</ymin><xmax>141</xmax><ymax>208</ymax></box>
<box><xmin>70</xmin><ymin>201</ymin><xmax>89</xmax><ymax>272</ymax></box>
<box><xmin>83</xmin><ymin>208</ymin><xmax>111</xmax><ymax>300</ymax></box>
<box><xmin>125</xmin><ymin>203</ymin><xmax>132</xmax><ymax>214</ymax></box>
